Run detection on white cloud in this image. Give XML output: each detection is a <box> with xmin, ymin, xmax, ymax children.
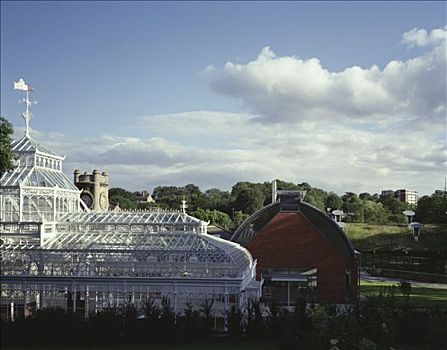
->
<box><xmin>401</xmin><ymin>27</ymin><xmax>446</xmax><ymax>48</ymax></box>
<box><xmin>17</xmin><ymin>104</ymin><xmax>444</xmax><ymax>197</ymax></box>
<box><xmin>10</xmin><ymin>27</ymin><xmax>445</xmax><ymax>197</ymax></box>
<box><xmin>208</xmin><ymin>28</ymin><xmax>446</xmax><ymax>126</ymax></box>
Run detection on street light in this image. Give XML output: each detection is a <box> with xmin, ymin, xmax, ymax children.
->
<box><xmin>402</xmin><ymin>210</ymin><xmax>415</xmax><ymax>225</ymax></box>
<box><xmin>409</xmin><ymin>222</ymin><xmax>423</xmax><ymax>242</ymax></box>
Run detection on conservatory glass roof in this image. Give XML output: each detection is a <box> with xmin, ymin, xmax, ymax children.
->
<box><xmin>0</xmin><ymin>166</ymin><xmax>79</xmax><ymax>191</ymax></box>
<box><xmin>1</xmin><ymin>228</ymin><xmax>253</xmax><ymax>279</ymax></box>
<box><xmin>58</xmin><ymin>210</ymin><xmax>205</xmax><ymax>226</ymax></box>
<box><xmin>11</xmin><ymin>134</ymin><xmax>63</xmax><ymax>158</ymax></box>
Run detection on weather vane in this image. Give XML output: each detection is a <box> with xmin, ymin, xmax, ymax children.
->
<box><xmin>13</xmin><ymin>78</ymin><xmax>36</xmax><ymax>137</ymax></box>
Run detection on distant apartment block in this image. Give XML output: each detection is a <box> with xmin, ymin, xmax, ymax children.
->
<box><xmin>395</xmin><ymin>189</ymin><xmax>418</xmax><ymax>205</ymax></box>
<box><xmin>381</xmin><ymin>189</ymin><xmax>418</xmax><ymax>205</ymax></box>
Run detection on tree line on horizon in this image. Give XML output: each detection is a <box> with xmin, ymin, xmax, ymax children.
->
<box><xmin>109</xmin><ymin>181</ymin><xmax>447</xmax><ymax>230</ymax></box>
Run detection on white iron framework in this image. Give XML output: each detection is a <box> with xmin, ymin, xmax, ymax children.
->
<box><xmin>1</xmin><ymin>80</ymin><xmax>259</xmax><ymax>322</ymax></box>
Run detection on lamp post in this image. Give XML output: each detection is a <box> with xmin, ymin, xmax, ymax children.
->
<box><xmin>409</xmin><ymin>222</ymin><xmax>423</xmax><ymax>242</ymax></box>
<box><xmin>402</xmin><ymin>210</ymin><xmax>415</xmax><ymax>225</ymax></box>
<box><xmin>332</xmin><ymin>210</ymin><xmax>344</xmax><ymax>223</ymax></box>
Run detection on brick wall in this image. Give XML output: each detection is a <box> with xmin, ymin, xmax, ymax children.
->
<box><xmin>247</xmin><ymin>212</ymin><xmax>358</xmax><ymax>304</ymax></box>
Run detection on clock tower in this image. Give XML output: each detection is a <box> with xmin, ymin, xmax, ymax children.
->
<box><xmin>74</xmin><ymin>169</ymin><xmax>109</xmax><ymax>211</ymax></box>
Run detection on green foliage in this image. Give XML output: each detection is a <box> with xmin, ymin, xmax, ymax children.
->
<box><xmin>152</xmin><ymin>185</ymin><xmax>187</xmax><ymax>209</ymax></box>
<box><xmin>380</xmin><ymin>195</ymin><xmax>407</xmax><ymax>214</ymax></box>
<box><xmin>191</xmin><ymin>208</ymin><xmax>232</xmax><ymax>229</ymax></box>
<box><xmin>232</xmin><ymin>210</ymin><xmax>249</xmax><ymax>229</ymax></box>
<box><xmin>325</xmin><ymin>192</ymin><xmax>343</xmax><ymax>210</ymax></box>
<box><xmin>362</xmin><ymin>201</ymin><xmax>388</xmax><ymax>225</ymax></box>
<box><xmin>232</xmin><ymin>182</ymin><xmax>266</xmax><ymax>214</ymax></box>
<box><xmin>346</xmin><ymin>223</ymin><xmax>447</xmax><ymax>251</ymax></box>
<box><xmin>416</xmin><ymin>190</ymin><xmax>447</xmax><ymax>224</ymax></box>
<box><xmin>359</xmin><ymin>192</ymin><xmax>377</xmax><ymax>201</ymax></box>
<box><xmin>304</xmin><ymin>187</ymin><xmax>327</xmax><ymax>210</ymax></box>
<box><xmin>109</xmin><ymin>187</ymin><xmax>137</xmax><ymax>209</ymax></box>
<box><xmin>152</xmin><ymin>184</ymin><xmax>206</xmax><ymax>211</ymax></box>
<box><xmin>0</xmin><ymin>117</ymin><xmax>15</xmax><ymax>177</ymax></box>
<box><xmin>360</xmin><ymin>280</ymin><xmax>447</xmax><ymax>307</ymax></box>
<box><xmin>204</xmin><ymin>188</ymin><xmax>232</xmax><ymax>211</ymax></box>
<box><xmin>2</xmin><ymin>297</ymin><xmax>447</xmax><ymax>349</ymax></box>
<box><xmin>111</xmin><ymin>180</ymin><xmax>432</xmax><ymax>229</ymax></box>
<box><xmin>342</xmin><ymin>192</ymin><xmax>365</xmax><ymax>222</ymax></box>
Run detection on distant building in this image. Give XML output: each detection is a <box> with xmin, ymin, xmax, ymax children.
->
<box><xmin>74</xmin><ymin>170</ymin><xmax>109</xmax><ymax>211</ymax></box>
<box><xmin>232</xmin><ymin>189</ymin><xmax>359</xmax><ymax>305</ymax></box>
<box><xmin>381</xmin><ymin>189</ymin><xmax>418</xmax><ymax>205</ymax></box>
<box><xmin>381</xmin><ymin>190</ymin><xmax>394</xmax><ymax>198</ymax></box>
<box><xmin>395</xmin><ymin>189</ymin><xmax>418</xmax><ymax>205</ymax></box>
<box><xmin>133</xmin><ymin>190</ymin><xmax>155</xmax><ymax>204</ymax></box>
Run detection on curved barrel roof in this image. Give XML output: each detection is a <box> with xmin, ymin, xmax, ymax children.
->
<box><xmin>231</xmin><ymin>200</ymin><xmax>356</xmax><ymax>261</ymax></box>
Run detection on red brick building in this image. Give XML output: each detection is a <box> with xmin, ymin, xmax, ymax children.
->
<box><xmin>232</xmin><ymin>191</ymin><xmax>359</xmax><ymax>305</ymax></box>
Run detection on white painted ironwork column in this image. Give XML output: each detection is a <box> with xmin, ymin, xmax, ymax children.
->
<box><xmin>19</xmin><ymin>191</ymin><xmax>23</xmax><ymax>222</ymax></box>
<box><xmin>94</xmin><ymin>291</ymin><xmax>98</xmax><ymax>314</ymax></box>
<box><xmin>10</xmin><ymin>301</ymin><xmax>15</xmax><ymax>322</ymax></box>
<box><xmin>224</xmin><ymin>287</ymin><xmax>229</xmax><ymax>332</ymax></box>
<box><xmin>36</xmin><ymin>291</ymin><xmax>41</xmax><ymax>310</ymax></box>
<box><xmin>84</xmin><ymin>284</ymin><xmax>90</xmax><ymax>319</ymax></box>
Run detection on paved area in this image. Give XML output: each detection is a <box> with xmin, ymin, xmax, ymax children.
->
<box><xmin>360</xmin><ymin>271</ymin><xmax>447</xmax><ymax>290</ymax></box>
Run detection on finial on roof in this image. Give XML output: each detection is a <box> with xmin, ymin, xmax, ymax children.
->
<box><xmin>181</xmin><ymin>196</ymin><xmax>188</xmax><ymax>214</ymax></box>
<box><xmin>13</xmin><ymin>78</ymin><xmax>36</xmax><ymax>137</ymax></box>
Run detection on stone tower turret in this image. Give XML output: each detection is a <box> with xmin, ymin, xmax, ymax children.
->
<box><xmin>74</xmin><ymin>170</ymin><xmax>109</xmax><ymax>211</ymax></box>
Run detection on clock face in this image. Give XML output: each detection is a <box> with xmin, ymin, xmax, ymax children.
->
<box><xmin>99</xmin><ymin>193</ymin><xmax>107</xmax><ymax>210</ymax></box>
<box><xmin>81</xmin><ymin>193</ymin><xmax>93</xmax><ymax>209</ymax></box>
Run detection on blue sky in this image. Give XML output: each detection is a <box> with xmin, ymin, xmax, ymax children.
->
<box><xmin>1</xmin><ymin>1</ymin><xmax>446</xmax><ymax>195</ymax></box>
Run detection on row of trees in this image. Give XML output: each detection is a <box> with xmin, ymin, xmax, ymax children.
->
<box><xmin>110</xmin><ymin>181</ymin><xmax>446</xmax><ymax>228</ymax></box>
<box><xmin>2</xmin><ymin>294</ymin><xmax>446</xmax><ymax>349</ymax></box>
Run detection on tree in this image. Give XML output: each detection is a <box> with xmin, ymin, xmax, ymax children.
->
<box><xmin>303</xmin><ymin>186</ymin><xmax>327</xmax><ymax>210</ymax></box>
<box><xmin>325</xmin><ymin>192</ymin><xmax>342</xmax><ymax>210</ymax></box>
<box><xmin>152</xmin><ymin>186</ymin><xmax>186</xmax><ymax>209</ymax></box>
<box><xmin>379</xmin><ymin>195</ymin><xmax>406</xmax><ymax>214</ymax></box>
<box><xmin>297</xmin><ymin>182</ymin><xmax>311</xmax><ymax>191</ymax></box>
<box><xmin>191</xmin><ymin>208</ymin><xmax>232</xmax><ymax>229</ymax></box>
<box><xmin>362</xmin><ymin>200</ymin><xmax>389</xmax><ymax>224</ymax></box>
<box><xmin>232</xmin><ymin>210</ymin><xmax>249</xmax><ymax>230</ymax></box>
<box><xmin>0</xmin><ymin>117</ymin><xmax>15</xmax><ymax>177</ymax></box>
<box><xmin>232</xmin><ymin>183</ymin><xmax>265</xmax><ymax>215</ymax></box>
<box><xmin>416</xmin><ymin>190</ymin><xmax>447</xmax><ymax>224</ymax></box>
<box><xmin>204</xmin><ymin>188</ymin><xmax>232</xmax><ymax>212</ymax></box>
<box><xmin>184</xmin><ymin>184</ymin><xmax>205</xmax><ymax>211</ymax></box>
<box><xmin>342</xmin><ymin>192</ymin><xmax>364</xmax><ymax>222</ymax></box>
<box><xmin>109</xmin><ymin>187</ymin><xmax>137</xmax><ymax>209</ymax></box>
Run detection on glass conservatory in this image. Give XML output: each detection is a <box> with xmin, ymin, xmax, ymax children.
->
<box><xmin>0</xmin><ymin>134</ymin><xmax>82</xmax><ymax>222</ymax></box>
<box><xmin>0</xmin><ymin>81</ymin><xmax>260</xmax><ymax>321</ymax></box>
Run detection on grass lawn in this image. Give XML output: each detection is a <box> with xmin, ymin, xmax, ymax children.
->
<box><xmin>345</xmin><ymin>223</ymin><xmax>447</xmax><ymax>251</ymax></box>
<box><xmin>360</xmin><ymin>280</ymin><xmax>447</xmax><ymax>308</ymax></box>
